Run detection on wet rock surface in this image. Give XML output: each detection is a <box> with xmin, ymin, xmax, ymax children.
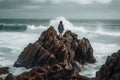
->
<box><xmin>0</xmin><ymin>26</ymin><xmax>119</xmax><ymax>80</ymax></box>
<box><xmin>4</xmin><ymin>26</ymin><xmax>95</xmax><ymax>80</ymax></box>
<box><xmin>3</xmin><ymin>49</ymin><xmax>119</xmax><ymax>80</ymax></box>
<box><xmin>96</xmin><ymin>50</ymin><xmax>120</xmax><ymax>80</ymax></box>
<box><xmin>14</xmin><ymin>26</ymin><xmax>96</xmax><ymax>69</ymax></box>
<box><xmin>0</xmin><ymin>67</ymin><xmax>9</xmax><ymax>75</ymax></box>
<box><xmin>4</xmin><ymin>64</ymin><xmax>93</xmax><ymax>80</ymax></box>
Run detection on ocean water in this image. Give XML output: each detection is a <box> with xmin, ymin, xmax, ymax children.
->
<box><xmin>0</xmin><ymin>17</ymin><xmax>120</xmax><ymax>77</ymax></box>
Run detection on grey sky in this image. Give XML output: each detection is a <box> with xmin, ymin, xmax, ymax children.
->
<box><xmin>0</xmin><ymin>0</ymin><xmax>120</xmax><ymax>19</ymax></box>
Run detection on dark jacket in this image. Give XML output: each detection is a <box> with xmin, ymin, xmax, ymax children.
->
<box><xmin>58</xmin><ymin>23</ymin><xmax>64</xmax><ymax>33</ymax></box>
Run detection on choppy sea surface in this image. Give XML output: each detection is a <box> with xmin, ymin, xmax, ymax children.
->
<box><xmin>0</xmin><ymin>17</ymin><xmax>120</xmax><ymax>77</ymax></box>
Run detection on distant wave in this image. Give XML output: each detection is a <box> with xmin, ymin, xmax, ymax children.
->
<box><xmin>49</xmin><ymin>17</ymin><xmax>120</xmax><ymax>37</ymax></box>
<box><xmin>0</xmin><ymin>23</ymin><xmax>27</xmax><ymax>31</ymax></box>
<box><xmin>0</xmin><ymin>17</ymin><xmax>120</xmax><ymax>37</ymax></box>
<box><xmin>49</xmin><ymin>16</ymin><xmax>87</xmax><ymax>33</ymax></box>
<box><xmin>94</xmin><ymin>26</ymin><xmax>120</xmax><ymax>36</ymax></box>
<box><xmin>27</xmin><ymin>25</ymin><xmax>47</xmax><ymax>30</ymax></box>
<box><xmin>0</xmin><ymin>23</ymin><xmax>47</xmax><ymax>32</ymax></box>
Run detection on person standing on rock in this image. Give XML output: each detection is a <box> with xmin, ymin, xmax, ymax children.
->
<box><xmin>58</xmin><ymin>21</ymin><xmax>64</xmax><ymax>38</ymax></box>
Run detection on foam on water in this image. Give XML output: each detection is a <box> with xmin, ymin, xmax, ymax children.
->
<box><xmin>1</xmin><ymin>17</ymin><xmax>120</xmax><ymax>37</ymax></box>
<box><xmin>27</xmin><ymin>25</ymin><xmax>47</xmax><ymax>30</ymax></box>
<box><xmin>49</xmin><ymin>17</ymin><xmax>120</xmax><ymax>37</ymax></box>
<box><xmin>49</xmin><ymin>17</ymin><xmax>87</xmax><ymax>33</ymax></box>
<box><xmin>0</xmin><ymin>17</ymin><xmax>120</xmax><ymax>78</ymax></box>
<box><xmin>9</xmin><ymin>67</ymin><xmax>31</xmax><ymax>76</ymax></box>
<box><xmin>49</xmin><ymin>17</ymin><xmax>120</xmax><ymax>77</ymax></box>
<box><xmin>95</xmin><ymin>26</ymin><xmax>120</xmax><ymax>36</ymax></box>
<box><xmin>0</xmin><ymin>32</ymin><xmax>40</xmax><ymax>66</ymax></box>
<box><xmin>80</xmin><ymin>42</ymin><xmax>120</xmax><ymax>77</ymax></box>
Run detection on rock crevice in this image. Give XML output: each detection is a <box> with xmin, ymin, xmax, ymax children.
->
<box><xmin>14</xmin><ymin>26</ymin><xmax>96</xmax><ymax>69</ymax></box>
<box><xmin>1</xmin><ymin>26</ymin><xmax>119</xmax><ymax>80</ymax></box>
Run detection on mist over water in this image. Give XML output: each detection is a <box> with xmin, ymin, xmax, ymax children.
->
<box><xmin>0</xmin><ymin>17</ymin><xmax>120</xmax><ymax>77</ymax></box>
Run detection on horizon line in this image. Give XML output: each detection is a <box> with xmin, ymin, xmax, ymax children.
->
<box><xmin>0</xmin><ymin>18</ymin><xmax>120</xmax><ymax>20</ymax></box>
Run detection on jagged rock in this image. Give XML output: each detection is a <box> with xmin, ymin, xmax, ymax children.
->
<box><xmin>14</xmin><ymin>26</ymin><xmax>96</xmax><ymax>69</ymax></box>
<box><xmin>0</xmin><ymin>78</ymin><xmax>4</xmax><ymax>80</ymax></box>
<box><xmin>75</xmin><ymin>37</ymin><xmax>96</xmax><ymax>64</ymax></box>
<box><xmin>0</xmin><ymin>67</ymin><xmax>9</xmax><ymax>75</ymax></box>
<box><xmin>5</xmin><ymin>73</ymin><xmax>14</xmax><ymax>80</ymax></box>
<box><xmin>11</xmin><ymin>26</ymin><xmax>97</xmax><ymax>80</ymax></box>
<box><xmin>96</xmin><ymin>50</ymin><xmax>120</xmax><ymax>80</ymax></box>
<box><xmin>1</xmin><ymin>26</ymin><xmax>120</xmax><ymax>80</ymax></box>
<box><xmin>4</xmin><ymin>63</ymin><xmax>93</xmax><ymax>80</ymax></box>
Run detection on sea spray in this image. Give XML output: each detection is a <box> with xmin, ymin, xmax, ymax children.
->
<box><xmin>0</xmin><ymin>17</ymin><xmax>120</xmax><ymax>77</ymax></box>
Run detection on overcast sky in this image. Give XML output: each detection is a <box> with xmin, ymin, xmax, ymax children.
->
<box><xmin>0</xmin><ymin>0</ymin><xmax>120</xmax><ymax>19</ymax></box>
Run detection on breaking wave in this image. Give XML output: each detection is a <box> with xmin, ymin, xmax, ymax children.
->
<box><xmin>0</xmin><ymin>17</ymin><xmax>120</xmax><ymax>78</ymax></box>
<box><xmin>0</xmin><ymin>17</ymin><xmax>120</xmax><ymax>37</ymax></box>
<box><xmin>0</xmin><ymin>23</ymin><xmax>47</xmax><ymax>32</ymax></box>
<box><xmin>49</xmin><ymin>17</ymin><xmax>120</xmax><ymax>37</ymax></box>
<box><xmin>0</xmin><ymin>24</ymin><xmax>27</xmax><ymax>31</ymax></box>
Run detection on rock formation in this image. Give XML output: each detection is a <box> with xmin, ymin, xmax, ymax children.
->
<box><xmin>4</xmin><ymin>65</ymin><xmax>93</xmax><ymax>80</ymax></box>
<box><xmin>0</xmin><ymin>67</ymin><xmax>9</xmax><ymax>75</ymax></box>
<box><xmin>14</xmin><ymin>26</ymin><xmax>96</xmax><ymax>69</ymax></box>
<box><xmin>3</xmin><ymin>49</ymin><xmax>119</xmax><ymax>80</ymax></box>
<box><xmin>1</xmin><ymin>26</ymin><xmax>119</xmax><ymax>80</ymax></box>
<box><xmin>96</xmin><ymin>50</ymin><xmax>120</xmax><ymax>80</ymax></box>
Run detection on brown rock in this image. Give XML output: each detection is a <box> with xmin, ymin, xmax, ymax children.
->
<box><xmin>75</xmin><ymin>37</ymin><xmax>96</xmax><ymax>64</ymax></box>
<box><xmin>5</xmin><ymin>73</ymin><xmax>14</xmax><ymax>80</ymax></box>
<box><xmin>96</xmin><ymin>50</ymin><xmax>120</xmax><ymax>80</ymax></box>
<box><xmin>0</xmin><ymin>67</ymin><xmax>9</xmax><ymax>75</ymax></box>
<box><xmin>14</xmin><ymin>26</ymin><xmax>96</xmax><ymax>69</ymax></box>
<box><xmin>2</xmin><ymin>26</ymin><xmax>120</xmax><ymax>80</ymax></box>
<box><xmin>14</xmin><ymin>42</ymin><xmax>42</xmax><ymax>68</ymax></box>
<box><xmin>0</xmin><ymin>78</ymin><xmax>4</xmax><ymax>80</ymax></box>
<box><xmin>3</xmin><ymin>63</ymin><xmax>93</xmax><ymax>80</ymax></box>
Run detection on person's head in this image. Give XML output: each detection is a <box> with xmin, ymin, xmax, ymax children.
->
<box><xmin>60</xmin><ymin>21</ymin><xmax>62</xmax><ymax>24</ymax></box>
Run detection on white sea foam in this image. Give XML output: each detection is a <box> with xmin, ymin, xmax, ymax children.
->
<box><xmin>49</xmin><ymin>16</ymin><xmax>87</xmax><ymax>33</ymax></box>
<box><xmin>27</xmin><ymin>25</ymin><xmax>47</xmax><ymax>30</ymax></box>
<box><xmin>49</xmin><ymin>17</ymin><xmax>120</xmax><ymax>37</ymax></box>
<box><xmin>9</xmin><ymin>67</ymin><xmax>31</xmax><ymax>76</ymax></box>
<box><xmin>0</xmin><ymin>17</ymin><xmax>120</xmax><ymax>78</ymax></box>
<box><xmin>80</xmin><ymin>42</ymin><xmax>120</xmax><ymax>77</ymax></box>
<box><xmin>94</xmin><ymin>26</ymin><xmax>120</xmax><ymax>36</ymax></box>
<box><xmin>0</xmin><ymin>32</ymin><xmax>40</xmax><ymax>67</ymax></box>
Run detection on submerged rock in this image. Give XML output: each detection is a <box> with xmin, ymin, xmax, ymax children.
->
<box><xmin>0</xmin><ymin>67</ymin><xmax>9</xmax><ymax>75</ymax></box>
<box><xmin>96</xmin><ymin>50</ymin><xmax>120</xmax><ymax>80</ymax></box>
<box><xmin>14</xmin><ymin>26</ymin><xmax>96</xmax><ymax>69</ymax></box>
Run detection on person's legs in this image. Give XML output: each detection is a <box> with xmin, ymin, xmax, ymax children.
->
<box><xmin>59</xmin><ymin>32</ymin><xmax>62</xmax><ymax>38</ymax></box>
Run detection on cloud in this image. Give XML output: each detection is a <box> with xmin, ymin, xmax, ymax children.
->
<box><xmin>50</xmin><ymin>0</ymin><xmax>94</xmax><ymax>4</ymax></box>
<box><xmin>28</xmin><ymin>0</ymin><xmax>113</xmax><ymax>4</ymax></box>
<box><xmin>97</xmin><ymin>0</ymin><xmax>112</xmax><ymax>4</ymax></box>
<box><xmin>50</xmin><ymin>0</ymin><xmax>62</xmax><ymax>4</ymax></box>
<box><xmin>0</xmin><ymin>0</ymin><xmax>118</xmax><ymax>9</ymax></box>
<box><xmin>53</xmin><ymin>0</ymin><xmax>94</xmax><ymax>4</ymax></box>
<box><xmin>0</xmin><ymin>0</ymin><xmax>4</xmax><ymax>1</ymax></box>
<box><xmin>49</xmin><ymin>0</ymin><xmax>113</xmax><ymax>4</ymax></box>
<box><xmin>23</xmin><ymin>5</ymin><xmax>41</xmax><ymax>9</ymax></box>
<box><xmin>30</xmin><ymin>0</ymin><xmax>47</xmax><ymax>3</ymax></box>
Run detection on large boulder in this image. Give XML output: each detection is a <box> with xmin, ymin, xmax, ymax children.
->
<box><xmin>1</xmin><ymin>26</ymin><xmax>120</xmax><ymax>80</ymax></box>
<box><xmin>5</xmin><ymin>63</ymin><xmax>93</xmax><ymax>80</ymax></box>
<box><xmin>96</xmin><ymin>50</ymin><xmax>120</xmax><ymax>80</ymax></box>
<box><xmin>14</xmin><ymin>26</ymin><xmax>96</xmax><ymax>70</ymax></box>
<box><xmin>75</xmin><ymin>37</ymin><xmax>96</xmax><ymax>64</ymax></box>
<box><xmin>2</xmin><ymin>50</ymin><xmax>120</xmax><ymax>80</ymax></box>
